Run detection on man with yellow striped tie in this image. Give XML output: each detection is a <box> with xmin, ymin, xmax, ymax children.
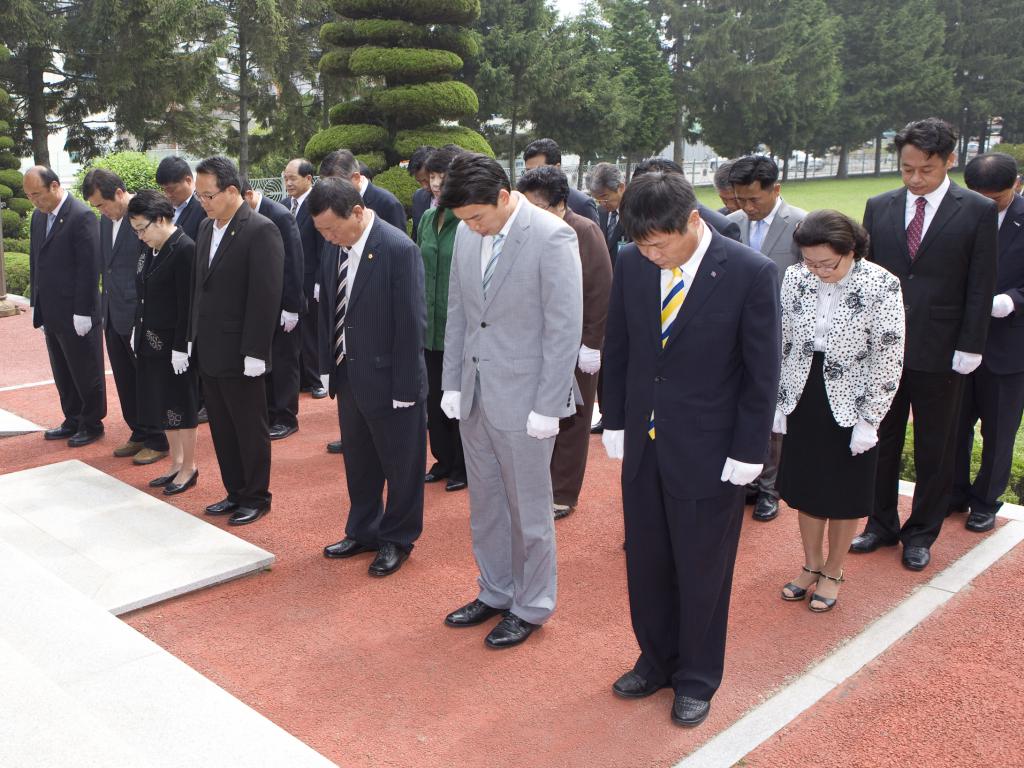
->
<box><xmin>600</xmin><ymin>172</ymin><xmax>780</xmax><ymax>727</ymax></box>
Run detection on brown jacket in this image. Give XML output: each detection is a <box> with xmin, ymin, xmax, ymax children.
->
<box><xmin>564</xmin><ymin>209</ymin><xmax>612</xmax><ymax>350</ymax></box>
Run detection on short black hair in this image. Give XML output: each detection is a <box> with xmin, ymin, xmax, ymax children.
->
<box><xmin>156</xmin><ymin>156</ymin><xmax>193</xmax><ymax>185</ymax></box>
<box><xmin>438</xmin><ymin>153</ymin><xmax>510</xmax><ymax>209</ymax></box>
<box><xmin>425</xmin><ymin>146</ymin><xmax>463</xmax><ymax>176</ymax></box>
<box><xmin>195</xmin><ymin>156</ymin><xmax>241</xmax><ymax>192</ymax></box>
<box><xmin>408</xmin><ymin>145</ymin><xmax>435</xmax><ymax>176</ymax></box>
<box><xmin>289</xmin><ymin>158</ymin><xmax>315</xmax><ymax>178</ymax></box>
<box><xmin>523</xmin><ymin>138</ymin><xmax>561</xmax><ymax>166</ymax></box>
<box><xmin>358</xmin><ymin>160</ymin><xmax>374</xmax><ymax>180</ymax></box>
<box><xmin>516</xmin><ymin>165</ymin><xmax>570</xmax><ymax>208</ymax></box>
<box><xmin>713</xmin><ymin>161</ymin><xmax>733</xmax><ymax>192</ymax></box>
<box><xmin>964</xmin><ymin>152</ymin><xmax>1020</xmax><ymax>192</ymax></box>
<box><xmin>308</xmin><ymin>177</ymin><xmax>364</xmax><ymax>218</ymax></box>
<box><xmin>81</xmin><ymin>167</ymin><xmax>126</xmax><ymax>200</ymax></box>
<box><xmin>631</xmin><ymin>157</ymin><xmax>683</xmax><ymax>181</ymax></box>
<box><xmin>793</xmin><ymin>209</ymin><xmax>869</xmax><ymax>261</ymax></box>
<box><xmin>319</xmin><ymin>149</ymin><xmax>359</xmax><ymax>179</ymax></box>
<box><xmin>895</xmin><ymin>118</ymin><xmax>957</xmax><ymax>161</ymax></box>
<box><xmin>127</xmin><ymin>188</ymin><xmax>175</xmax><ymax>222</ymax></box>
<box><xmin>728</xmin><ymin>155</ymin><xmax>779</xmax><ymax>190</ymax></box>
<box><xmin>618</xmin><ymin>171</ymin><xmax>697</xmax><ymax>241</ymax></box>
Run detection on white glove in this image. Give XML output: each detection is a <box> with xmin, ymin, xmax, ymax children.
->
<box><xmin>602</xmin><ymin>429</ymin><xmax>624</xmax><ymax>459</ymax></box>
<box><xmin>849</xmin><ymin>419</ymin><xmax>878</xmax><ymax>456</ymax></box>
<box><xmin>171</xmin><ymin>350</ymin><xmax>189</xmax><ymax>375</ymax></box>
<box><xmin>772</xmin><ymin>408</ymin><xmax>787</xmax><ymax>435</ymax></box>
<box><xmin>243</xmin><ymin>356</ymin><xmax>266</xmax><ymax>377</ymax></box>
<box><xmin>992</xmin><ymin>294</ymin><xmax>1015</xmax><ymax>318</ymax></box>
<box><xmin>392</xmin><ymin>400</ymin><xmax>414</xmax><ymax>408</ymax></box>
<box><xmin>720</xmin><ymin>457</ymin><xmax>763</xmax><ymax>486</ymax></box>
<box><xmin>526</xmin><ymin>410</ymin><xmax>559</xmax><ymax>439</ymax></box>
<box><xmin>313</xmin><ymin>283</ymin><xmax>320</xmax><ymax>302</ymax></box>
<box><xmin>73</xmin><ymin>314</ymin><xmax>92</xmax><ymax>336</ymax></box>
<box><xmin>280</xmin><ymin>310</ymin><xmax>298</xmax><ymax>333</ymax></box>
<box><xmin>441</xmin><ymin>390</ymin><xmax>461</xmax><ymax>420</ymax></box>
<box><xmin>577</xmin><ymin>344</ymin><xmax>601</xmax><ymax>374</ymax></box>
<box><xmin>952</xmin><ymin>350</ymin><xmax>982</xmax><ymax>375</ymax></box>
<box><xmin>320</xmin><ymin>373</ymin><xmax>330</xmax><ymax>390</ymax></box>
<box><xmin>130</xmin><ymin>327</ymin><xmax>135</xmax><ymax>351</ymax></box>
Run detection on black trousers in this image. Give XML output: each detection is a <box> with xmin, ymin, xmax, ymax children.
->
<box><xmin>952</xmin><ymin>363</ymin><xmax>1024</xmax><ymax>517</ymax></box>
<box><xmin>44</xmin><ymin>324</ymin><xmax>106</xmax><ymax>433</ymax></box>
<box><xmin>623</xmin><ymin>439</ymin><xmax>744</xmax><ymax>702</ymax></box>
<box><xmin>201</xmin><ymin>373</ymin><xmax>272</xmax><ymax>508</ymax></box>
<box><xmin>105</xmin><ymin>323</ymin><xmax>167</xmax><ymax>450</ymax></box>
<box><xmin>336</xmin><ymin>360</ymin><xmax>426</xmax><ymax>551</ymax></box>
<box><xmin>867</xmin><ymin>368</ymin><xmax>964</xmax><ymax>547</ymax></box>
<box><xmin>266</xmin><ymin>322</ymin><xmax>301</xmax><ymax>429</ymax></box>
<box><xmin>424</xmin><ymin>349</ymin><xmax>465</xmax><ymax>481</ymax></box>
<box><xmin>550</xmin><ymin>366</ymin><xmax>599</xmax><ymax>507</ymax></box>
<box><xmin>299</xmin><ymin>295</ymin><xmax>320</xmax><ymax>388</ymax></box>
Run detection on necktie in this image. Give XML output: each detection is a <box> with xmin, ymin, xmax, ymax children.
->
<box><xmin>290</xmin><ymin>197</ymin><xmax>298</xmax><ymax>216</ymax></box>
<box><xmin>333</xmin><ymin>247</ymin><xmax>350</xmax><ymax>366</ymax></box>
<box><xmin>482</xmin><ymin>233</ymin><xmax>506</xmax><ymax>299</ymax></box>
<box><xmin>907</xmin><ymin>196</ymin><xmax>926</xmax><ymax>261</ymax></box>
<box><xmin>46</xmin><ymin>213</ymin><xmax>56</xmax><ymax>237</ymax></box>
<box><xmin>649</xmin><ymin>267</ymin><xmax>686</xmax><ymax>440</ymax></box>
<box><xmin>750</xmin><ymin>218</ymin><xmax>765</xmax><ymax>252</ymax></box>
<box><xmin>607</xmin><ymin>210</ymin><xmax>619</xmax><ymax>239</ymax></box>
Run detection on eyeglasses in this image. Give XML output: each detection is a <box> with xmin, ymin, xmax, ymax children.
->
<box><xmin>802</xmin><ymin>254</ymin><xmax>846</xmax><ymax>273</ymax></box>
<box><xmin>197</xmin><ymin>190</ymin><xmax>224</xmax><ymax>202</ymax></box>
<box><xmin>131</xmin><ymin>221</ymin><xmax>153</xmax><ymax>236</ymax></box>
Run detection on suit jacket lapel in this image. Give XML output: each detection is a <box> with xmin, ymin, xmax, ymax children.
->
<box><xmin>663</xmin><ymin>233</ymin><xmax>728</xmax><ymax>349</ymax></box>
<box><xmin>482</xmin><ymin>205</ymin><xmax>529</xmax><ymax>309</ymax></box>
<box><xmin>915</xmin><ymin>184</ymin><xmax>961</xmax><ymax>261</ymax></box>
<box><xmin>888</xmin><ymin>189</ymin><xmax>911</xmax><ymax>263</ymax></box>
<box><xmin>42</xmin><ymin>196</ymin><xmax>73</xmax><ymax>248</ymax></box>
<box><xmin>112</xmin><ymin>215</ymin><xmax>134</xmax><ymax>265</ymax></box>
<box><xmin>999</xmin><ymin>195</ymin><xmax>1024</xmax><ymax>255</ymax></box>
<box><xmin>761</xmin><ymin>204</ymin><xmax>788</xmax><ymax>254</ymax></box>
<box><xmin>346</xmin><ymin>218</ymin><xmax>382</xmax><ymax>311</ymax></box>
<box><xmin>642</xmin><ymin>257</ymin><xmax>662</xmax><ymax>348</ymax></box>
<box><xmin>204</xmin><ymin>204</ymin><xmax>248</xmax><ymax>283</ymax></box>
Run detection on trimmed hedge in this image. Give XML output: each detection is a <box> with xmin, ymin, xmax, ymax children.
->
<box><xmin>305</xmin><ymin>124</ymin><xmax>388</xmax><ymax>163</ymax></box>
<box><xmin>2</xmin><ymin>208</ymin><xmax>23</xmax><ymax>238</ymax></box>
<box><xmin>6</xmin><ymin>198</ymin><xmax>33</xmax><ymax>216</ymax></box>
<box><xmin>333</xmin><ymin>0</ymin><xmax>480</xmax><ymax>26</ymax></box>
<box><xmin>0</xmin><ymin>183</ymin><xmax>11</xmax><ymax>200</ymax></box>
<box><xmin>395</xmin><ymin>126</ymin><xmax>494</xmax><ymax>158</ymax></box>
<box><xmin>3</xmin><ymin>252</ymin><xmax>29</xmax><ymax>297</ymax></box>
<box><xmin>0</xmin><ymin>168</ymin><xmax>22</xmax><ymax>192</ymax></box>
<box><xmin>4</xmin><ymin>237</ymin><xmax>30</xmax><ymax>253</ymax></box>
<box><xmin>0</xmin><ymin>136</ymin><xmax>14</xmax><ymax>152</ymax></box>
<box><xmin>373</xmin><ymin>166</ymin><xmax>420</xmax><ymax>210</ymax></box>
<box><xmin>319</xmin><ymin>47</ymin><xmax>355</xmax><ymax>78</ymax></box>
<box><xmin>355</xmin><ymin>152</ymin><xmax>388</xmax><ymax>173</ymax></box>
<box><xmin>75</xmin><ymin>152</ymin><xmax>157</xmax><ymax>193</ymax></box>
<box><xmin>321</xmin><ymin>20</ymin><xmax>479</xmax><ymax>61</ymax></box>
<box><xmin>0</xmin><ymin>120</ymin><xmax>9</xmax><ymax>135</ymax></box>
<box><xmin>349</xmin><ymin>46</ymin><xmax>463</xmax><ymax>81</ymax></box>
<box><xmin>0</xmin><ymin>87</ymin><xmax>8</xmax><ymax>107</ymax></box>
<box><xmin>0</xmin><ymin>153</ymin><xmax>19</xmax><ymax>170</ymax></box>
<box><xmin>330</xmin><ymin>81</ymin><xmax>479</xmax><ymax>127</ymax></box>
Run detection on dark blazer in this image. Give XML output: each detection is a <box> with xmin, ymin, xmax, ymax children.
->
<box><xmin>864</xmin><ymin>181</ymin><xmax>998</xmax><ymax>373</ymax></box>
<box><xmin>295</xmin><ymin>194</ymin><xmax>324</xmax><ymax>293</ymax></box>
<box><xmin>698</xmin><ymin>203</ymin><xmax>741</xmax><ymax>242</ymax></box>
<box><xmin>190</xmin><ymin>203</ymin><xmax>284</xmax><ymax>377</ymax></box>
<box><xmin>568</xmin><ymin>188</ymin><xmax>600</xmax><ymax>226</ymax></box>
<box><xmin>411</xmin><ymin>187</ymin><xmax>432</xmax><ymax>243</ymax></box>
<box><xmin>984</xmin><ymin>193</ymin><xmax>1024</xmax><ymax>375</ymax></box>
<box><xmin>174</xmin><ymin>195</ymin><xmax>206</xmax><ymax>242</ymax></box>
<box><xmin>100</xmin><ymin>213</ymin><xmax>145</xmax><ymax>335</ymax></box>
<box><xmin>362</xmin><ymin>181</ymin><xmax>409</xmax><ymax>233</ymax></box>
<box><xmin>598</xmin><ymin>208</ymin><xmax>628</xmax><ymax>264</ymax></box>
<box><xmin>318</xmin><ymin>215</ymin><xmax>427</xmax><ymax>413</ymax></box>
<box><xmin>135</xmin><ymin>228</ymin><xmax>194</xmax><ymax>356</ymax></box>
<box><xmin>602</xmin><ymin>230</ymin><xmax>781</xmax><ymax>499</ymax></box>
<box><xmin>257</xmin><ymin>195</ymin><xmax>304</xmax><ymax>315</ymax></box>
<box><xmin>29</xmin><ymin>194</ymin><xmax>101</xmax><ymax>332</ymax></box>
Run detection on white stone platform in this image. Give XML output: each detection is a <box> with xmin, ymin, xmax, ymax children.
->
<box><xmin>0</xmin><ymin>407</ymin><xmax>42</xmax><ymax>436</ymax></box>
<box><xmin>0</xmin><ymin>460</ymin><xmax>274</xmax><ymax>614</ymax></box>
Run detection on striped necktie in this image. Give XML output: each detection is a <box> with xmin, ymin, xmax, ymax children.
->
<box><xmin>482</xmin><ymin>233</ymin><xmax>506</xmax><ymax>299</ymax></box>
<box><xmin>333</xmin><ymin>247</ymin><xmax>350</xmax><ymax>366</ymax></box>
<box><xmin>649</xmin><ymin>267</ymin><xmax>686</xmax><ymax>439</ymax></box>
<box><xmin>290</xmin><ymin>197</ymin><xmax>298</xmax><ymax>216</ymax></box>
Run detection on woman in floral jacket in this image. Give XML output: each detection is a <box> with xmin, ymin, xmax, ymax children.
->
<box><xmin>775</xmin><ymin>209</ymin><xmax>905</xmax><ymax>611</ymax></box>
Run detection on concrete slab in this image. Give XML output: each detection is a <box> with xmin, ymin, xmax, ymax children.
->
<box><xmin>0</xmin><ymin>406</ymin><xmax>43</xmax><ymax>436</ymax></box>
<box><xmin>0</xmin><ymin>459</ymin><xmax>274</xmax><ymax>614</ymax></box>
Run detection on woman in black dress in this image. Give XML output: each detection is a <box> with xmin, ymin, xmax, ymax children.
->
<box><xmin>126</xmin><ymin>190</ymin><xmax>200</xmax><ymax>495</ymax></box>
<box><xmin>775</xmin><ymin>210</ymin><xmax>905</xmax><ymax>611</ymax></box>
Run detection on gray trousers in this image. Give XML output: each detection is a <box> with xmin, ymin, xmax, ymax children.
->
<box><xmin>461</xmin><ymin>380</ymin><xmax>558</xmax><ymax>625</ymax></box>
<box><xmin>751</xmin><ymin>432</ymin><xmax>783</xmax><ymax>500</ymax></box>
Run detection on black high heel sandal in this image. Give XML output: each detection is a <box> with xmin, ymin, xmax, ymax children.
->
<box><xmin>809</xmin><ymin>570</ymin><xmax>844</xmax><ymax>613</ymax></box>
<box><xmin>781</xmin><ymin>565</ymin><xmax>821</xmax><ymax>601</ymax></box>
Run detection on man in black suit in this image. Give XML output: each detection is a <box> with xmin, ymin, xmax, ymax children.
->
<box><xmin>601</xmin><ymin>171</ymin><xmax>780</xmax><ymax>727</ymax></box>
<box><xmin>630</xmin><ymin>157</ymin><xmax>742</xmax><ymax>242</ymax></box>
<box><xmin>190</xmin><ymin>156</ymin><xmax>284</xmax><ymax>526</ymax></box>
<box><xmin>283</xmin><ymin>158</ymin><xmax>327</xmax><ymax>400</ymax></box>
<box><xmin>408</xmin><ymin>145</ymin><xmax>435</xmax><ymax>242</ymax></box>
<box><xmin>523</xmin><ymin>138</ymin><xmax>600</xmax><ymax>226</ymax></box>
<box><xmin>952</xmin><ymin>153</ymin><xmax>1024</xmax><ymax>532</ymax></box>
<box><xmin>243</xmin><ymin>180</ymin><xmax>304</xmax><ymax>440</ymax></box>
<box><xmin>312</xmin><ymin>178</ymin><xmax>427</xmax><ymax>578</ymax></box>
<box><xmin>156</xmin><ymin>156</ymin><xmax>205</xmax><ymax>241</ymax></box>
<box><xmin>25</xmin><ymin>166</ymin><xmax>106</xmax><ymax>447</ymax></box>
<box><xmin>82</xmin><ymin>168</ymin><xmax>168</xmax><ymax>464</ymax></box>
<box><xmin>851</xmin><ymin>118</ymin><xmax>998</xmax><ymax>570</ymax></box>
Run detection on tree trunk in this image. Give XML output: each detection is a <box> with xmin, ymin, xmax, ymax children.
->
<box><xmin>836</xmin><ymin>143</ymin><xmax>848</xmax><ymax>179</ymax></box>
<box><xmin>672</xmin><ymin>108</ymin><xmax>684</xmax><ymax>166</ymax></box>
<box><xmin>873</xmin><ymin>134</ymin><xmax>882</xmax><ymax>176</ymax></box>
<box><xmin>26</xmin><ymin>49</ymin><xmax>50</xmax><ymax>167</ymax></box>
<box><xmin>237</xmin><ymin>21</ymin><xmax>250</xmax><ymax>177</ymax></box>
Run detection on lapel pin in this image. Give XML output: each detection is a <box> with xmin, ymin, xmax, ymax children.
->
<box><xmin>711</xmin><ymin>270</ymin><xmax>717</xmax><ymax>277</ymax></box>
<box><xmin>367</xmin><ymin>252</ymin><xmax>374</xmax><ymax>260</ymax></box>
<box><xmin>230</xmin><ymin>230</ymin><xmax>235</xmax><ymax>236</ymax></box>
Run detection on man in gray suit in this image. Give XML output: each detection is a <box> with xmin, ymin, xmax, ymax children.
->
<box><xmin>439</xmin><ymin>153</ymin><xmax>583</xmax><ymax>648</ymax></box>
<box><xmin>727</xmin><ymin>155</ymin><xmax>806</xmax><ymax>522</ymax></box>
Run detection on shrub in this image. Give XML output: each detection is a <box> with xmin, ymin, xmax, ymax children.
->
<box><xmin>0</xmin><ymin>87</ymin><xmax>8</xmax><ymax>107</ymax></box>
<box><xmin>355</xmin><ymin>152</ymin><xmax>388</xmax><ymax>173</ymax></box>
<box><xmin>319</xmin><ymin>47</ymin><xmax>355</xmax><ymax>78</ymax></box>
<box><xmin>75</xmin><ymin>151</ymin><xmax>158</xmax><ymax>194</ymax></box>
<box><xmin>995</xmin><ymin>143</ymin><xmax>1024</xmax><ymax>168</ymax></box>
<box><xmin>0</xmin><ymin>120</ymin><xmax>8</xmax><ymax>134</ymax></box>
<box><xmin>2</xmin><ymin>208</ymin><xmax>22</xmax><ymax>238</ymax></box>
<box><xmin>395</xmin><ymin>126</ymin><xmax>494</xmax><ymax>158</ymax></box>
<box><xmin>375</xmin><ymin>81</ymin><xmax>478</xmax><ymax>123</ymax></box>
<box><xmin>6</xmin><ymin>198</ymin><xmax>32</xmax><ymax>217</ymax></box>
<box><xmin>305</xmin><ymin>124</ymin><xmax>388</xmax><ymax>163</ymax></box>
<box><xmin>0</xmin><ymin>152</ymin><xmax>19</xmax><ymax>170</ymax></box>
<box><xmin>349</xmin><ymin>46</ymin><xmax>463</xmax><ymax>81</ymax></box>
<box><xmin>3</xmin><ymin>251</ymin><xmax>29</xmax><ymax>297</ymax></box>
<box><xmin>0</xmin><ymin>168</ymin><xmax>22</xmax><ymax>193</ymax></box>
<box><xmin>321</xmin><ymin>20</ymin><xmax>479</xmax><ymax>61</ymax></box>
<box><xmin>4</xmin><ymin>237</ymin><xmax>30</xmax><ymax>253</ymax></box>
<box><xmin>373</xmin><ymin>166</ymin><xmax>419</xmax><ymax>210</ymax></box>
<box><xmin>0</xmin><ymin>136</ymin><xmax>15</xmax><ymax>151</ymax></box>
<box><xmin>0</xmin><ymin>183</ymin><xmax>11</xmax><ymax>200</ymax></box>
<box><xmin>333</xmin><ymin>0</ymin><xmax>480</xmax><ymax>26</ymax></box>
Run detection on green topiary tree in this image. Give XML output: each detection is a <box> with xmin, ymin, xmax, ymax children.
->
<box><xmin>74</xmin><ymin>151</ymin><xmax>159</xmax><ymax>195</ymax></box>
<box><xmin>0</xmin><ymin>43</ymin><xmax>30</xmax><ymax>244</ymax></box>
<box><xmin>307</xmin><ymin>0</ymin><xmax>493</xmax><ymax>204</ymax></box>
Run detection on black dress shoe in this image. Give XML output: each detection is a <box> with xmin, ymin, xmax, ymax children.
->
<box><xmin>311</xmin><ymin>386</ymin><xmax>328</xmax><ymax>399</ymax></box>
<box><xmin>590</xmin><ymin>419</ymin><xmax>604</xmax><ymax>435</ymax></box>
<box><xmin>752</xmin><ymin>495</ymin><xmax>779</xmax><ymax>521</ymax></box>
<box><xmin>444</xmin><ymin>599</ymin><xmax>504</xmax><ymax>627</ymax></box>
<box><xmin>424</xmin><ymin>470</ymin><xmax>448</xmax><ymax>483</ymax></box>
<box><xmin>149</xmin><ymin>471</ymin><xmax>179</xmax><ymax>488</ymax></box>
<box><xmin>445</xmin><ymin>477</ymin><xmax>467</xmax><ymax>492</ymax></box>
<box><xmin>269</xmin><ymin>423</ymin><xmax>298</xmax><ymax>440</ymax></box>
<box><xmin>671</xmin><ymin>695</ymin><xmax>710</xmax><ymax>727</ymax></box>
<box><xmin>326</xmin><ymin>439</ymin><xmax>344</xmax><ymax>454</ymax></box>
<box><xmin>368</xmin><ymin>542</ymin><xmax>408</xmax><ymax>577</ymax></box>
<box><xmin>966</xmin><ymin>510</ymin><xmax>997</xmax><ymax>532</ymax></box>
<box><xmin>323</xmin><ymin>537</ymin><xmax>376</xmax><ymax>559</ymax></box>
<box><xmin>849</xmin><ymin>531</ymin><xmax>897</xmax><ymax>553</ymax></box>
<box><xmin>902</xmin><ymin>545</ymin><xmax>931</xmax><ymax>571</ymax></box>
<box><xmin>197</xmin><ymin>406</ymin><xmax>209</xmax><ymax>424</ymax></box>
<box><xmin>612</xmin><ymin>670</ymin><xmax>668</xmax><ymax>699</ymax></box>
<box><xmin>228</xmin><ymin>504</ymin><xmax>270</xmax><ymax>526</ymax></box>
<box><xmin>205</xmin><ymin>498</ymin><xmax>238</xmax><ymax>516</ymax></box>
<box><xmin>163</xmin><ymin>470</ymin><xmax>198</xmax><ymax>496</ymax></box>
<box><xmin>44</xmin><ymin>425</ymin><xmax>76</xmax><ymax>440</ymax></box>
<box><xmin>67</xmin><ymin>429</ymin><xmax>103</xmax><ymax>448</ymax></box>
<box><xmin>484</xmin><ymin>613</ymin><xmax>537</xmax><ymax>648</ymax></box>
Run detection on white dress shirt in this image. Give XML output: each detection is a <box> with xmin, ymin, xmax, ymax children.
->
<box><xmin>209</xmin><ymin>219</ymin><xmax>230</xmax><ymax>265</ymax></box>
<box><xmin>171</xmin><ymin>196</ymin><xmax>189</xmax><ymax>225</ymax></box>
<box><xmin>291</xmin><ymin>187</ymin><xmax>311</xmax><ymax>214</ymax></box>
<box><xmin>481</xmin><ymin>192</ymin><xmax>525</xmax><ymax>279</ymax></box>
<box><xmin>111</xmin><ymin>216</ymin><xmax>123</xmax><ymax>247</ymax></box>
<box><xmin>338</xmin><ymin>209</ymin><xmax>375</xmax><ymax>356</ymax></box>
<box><xmin>660</xmin><ymin>220</ymin><xmax>711</xmax><ymax>329</ymax></box>
<box><xmin>812</xmin><ymin>266</ymin><xmax>854</xmax><ymax>352</ymax></box>
<box><xmin>748</xmin><ymin>196</ymin><xmax>783</xmax><ymax>251</ymax></box>
<box><xmin>905</xmin><ymin>175</ymin><xmax>950</xmax><ymax>237</ymax></box>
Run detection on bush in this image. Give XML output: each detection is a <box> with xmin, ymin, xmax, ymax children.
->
<box><xmin>349</xmin><ymin>46</ymin><xmax>463</xmax><ymax>81</ymax></box>
<box><xmin>373</xmin><ymin>166</ymin><xmax>420</xmax><ymax>210</ymax></box>
<box><xmin>995</xmin><ymin>143</ymin><xmax>1024</xmax><ymax>168</ymax></box>
<box><xmin>355</xmin><ymin>152</ymin><xmax>388</xmax><ymax>173</ymax></box>
<box><xmin>0</xmin><ymin>152</ymin><xmax>19</xmax><ymax>170</ymax></box>
<box><xmin>319</xmin><ymin>47</ymin><xmax>355</xmax><ymax>78</ymax></box>
<box><xmin>3</xmin><ymin>251</ymin><xmax>29</xmax><ymax>297</ymax></box>
<box><xmin>75</xmin><ymin>151</ymin><xmax>158</xmax><ymax>194</ymax></box>
<box><xmin>0</xmin><ymin>183</ymin><xmax>11</xmax><ymax>200</ymax></box>
<box><xmin>0</xmin><ymin>168</ymin><xmax>22</xmax><ymax>193</ymax></box>
<box><xmin>395</xmin><ymin>126</ymin><xmax>494</xmax><ymax>158</ymax></box>
<box><xmin>6</xmin><ymin>197</ymin><xmax>33</xmax><ymax>217</ymax></box>
<box><xmin>0</xmin><ymin>136</ymin><xmax>15</xmax><ymax>152</ymax></box>
<box><xmin>333</xmin><ymin>0</ymin><xmax>480</xmax><ymax>26</ymax></box>
<box><xmin>321</xmin><ymin>20</ymin><xmax>479</xmax><ymax>61</ymax></box>
<box><xmin>329</xmin><ymin>81</ymin><xmax>479</xmax><ymax>128</ymax></box>
<box><xmin>304</xmin><ymin>124</ymin><xmax>388</xmax><ymax>163</ymax></box>
<box><xmin>4</xmin><ymin>237</ymin><xmax>30</xmax><ymax>253</ymax></box>
<box><xmin>0</xmin><ymin>119</ymin><xmax>8</xmax><ymax>134</ymax></box>
<box><xmin>2</xmin><ymin>208</ymin><xmax>23</xmax><ymax>238</ymax></box>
